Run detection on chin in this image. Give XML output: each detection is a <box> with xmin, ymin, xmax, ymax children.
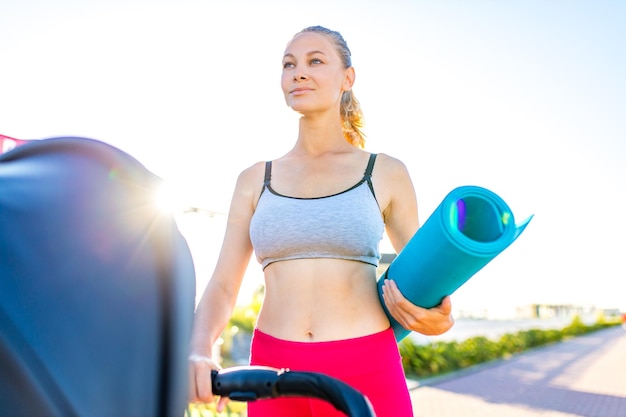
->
<box><xmin>288</xmin><ymin>102</ymin><xmax>323</xmax><ymax>115</ymax></box>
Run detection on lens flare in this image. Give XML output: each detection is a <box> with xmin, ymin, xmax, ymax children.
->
<box><xmin>456</xmin><ymin>199</ymin><xmax>467</xmax><ymax>231</ymax></box>
<box><xmin>154</xmin><ymin>181</ymin><xmax>185</xmax><ymax>214</ymax></box>
<box><xmin>108</xmin><ymin>168</ymin><xmax>119</xmax><ymax>181</ymax></box>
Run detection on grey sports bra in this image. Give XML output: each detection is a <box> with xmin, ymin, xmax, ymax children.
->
<box><xmin>249</xmin><ymin>153</ymin><xmax>385</xmax><ymax>269</ymax></box>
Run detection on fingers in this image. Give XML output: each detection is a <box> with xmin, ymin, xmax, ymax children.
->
<box><xmin>195</xmin><ymin>358</ymin><xmax>215</xmax><ymax>402</ymax></box>
<box><xmin>438</xmin><ymin>295</ymin><xmax>453</xmax><ymax>315</ymax></box>
<box><xmin>382</xmin><ymin>279</ymin><xmax>454</xmax><ymax>335</ymax></box>
<box><xmin>381</xmin><ymin>279</ymin><xmax>417</xmax><ymax>329</ymax></box>
<box><xmin>217</xmin><ymin>396</ymin><xmax>230</xmax><ymax>413</ymax></box>
<box><xmin>432</xmin><ymin>295</ymin><xmax>455</xmax><ymax>332</ymax></box>
<box><xmin>382</xmin><ymin>279</ymin><xmax>417</xmax><ymax>313</ymax></box>
<box><xmin>188</xmin><ymin>354</ymin><xmax>221</xmax><ymax>404</ymax></box>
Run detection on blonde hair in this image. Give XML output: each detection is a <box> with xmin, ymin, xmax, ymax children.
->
<box><xmin>296</xmin><ymin>26</ymin><xmax>366</xmax><ymax>149</ymax></box>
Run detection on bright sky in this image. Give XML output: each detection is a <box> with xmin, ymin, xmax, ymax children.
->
<box><xmin>2</xmin><ymin>0</ymin><xmax>625</xmax><ymax>317</ymax></box>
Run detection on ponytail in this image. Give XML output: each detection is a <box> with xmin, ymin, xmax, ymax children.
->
<box><xmin>341</xmin><ymin>90</ymin><xmax>366</xmax><ymax>149</ymax></box>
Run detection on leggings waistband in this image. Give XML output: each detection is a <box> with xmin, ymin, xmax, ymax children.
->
<box><xmin>250</xmin><ymin>327</ymin><xmax>399</xmax><ymax>373</ymax></box>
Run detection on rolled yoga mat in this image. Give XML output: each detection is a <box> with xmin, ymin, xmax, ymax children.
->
<box><xmin>377</xmin><ymin>185</ymin><xmax>533</xmax><ymax>341</ymax></box>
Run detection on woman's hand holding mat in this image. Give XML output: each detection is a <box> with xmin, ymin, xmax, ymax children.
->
<box><xmin>377</xmin><ymin>185</ymin><xmax>533</xmax><ymax>341</ymax></box>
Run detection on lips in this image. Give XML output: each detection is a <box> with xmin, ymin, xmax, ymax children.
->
<box><xmin>290</xmin><ymin>87</ymin><xmax>313</xmax><ymax>94</ymax></box>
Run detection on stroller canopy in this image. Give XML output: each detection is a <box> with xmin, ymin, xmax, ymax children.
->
<box><xmin>0</xmin><ymin>137</ymin><xmax>196</xmax><ymax>417</ymax></box>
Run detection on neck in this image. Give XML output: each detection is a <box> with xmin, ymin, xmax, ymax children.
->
<box><xmin>293</xmin><ymin>113</ymin><xmax>349</xmax><ymax>156</ymax></box>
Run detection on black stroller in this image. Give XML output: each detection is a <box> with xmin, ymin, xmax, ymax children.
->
<box><xmin>0</xmin><ymin>137</ymin><xmax>376</xmax><ymax>417</ymax></box>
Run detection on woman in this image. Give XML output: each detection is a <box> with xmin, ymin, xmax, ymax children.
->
<box><xmin>188</xmin><ymin>25</ymin><xmax>454</xmax><ymax>416</ymax></box>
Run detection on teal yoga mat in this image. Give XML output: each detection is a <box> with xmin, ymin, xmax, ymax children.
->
<box><xmin>377</xmin><ymin>185</ymin><xmax>533</xmax><ymax>341</ymax></box>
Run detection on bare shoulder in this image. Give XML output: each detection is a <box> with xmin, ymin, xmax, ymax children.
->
<box><xmin>237</xmin><ymin>160</ymin><xmax>266</xmax><ymax>186</ymax></box>
<box><xmin>371</xmin><ymin>152</ymin><xmax>416</xmax><ymax>216</ymax></box>
<box><xmin>232</xmin><ymin>161</ymin><xmax>267</xmax><ymax>206</ymax></box>
<box><xmin>373</xmin><ymin>152</ymin><xmax>412</xmax><ymax>180</ymax></box>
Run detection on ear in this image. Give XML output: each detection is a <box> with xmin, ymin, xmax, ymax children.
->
<box><xmin>342</xmin><ymin>66</ymin><xmax>356</xmax><ymax>92</ymax></box>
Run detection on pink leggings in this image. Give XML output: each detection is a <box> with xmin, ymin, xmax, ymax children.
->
<box><xmin>247</xmin><ymin>327</ymin><xmax>414</xmax><ymax>417</ymax></box>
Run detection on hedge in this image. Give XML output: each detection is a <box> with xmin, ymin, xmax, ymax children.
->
<box><xmin>399</xmin><ymin>315</ymin><xmax>621</xmax><ymax>379</ymax></box>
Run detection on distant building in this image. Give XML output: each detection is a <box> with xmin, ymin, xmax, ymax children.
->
<box><xmin>516</xmin><ymin>303</ymin><xmax>619</xmax><ymax>321</ymax></box>
<box><xmin>376</xmin><ymin>253</ymin><xmax>396</xmax><ymax>278</ymax></box>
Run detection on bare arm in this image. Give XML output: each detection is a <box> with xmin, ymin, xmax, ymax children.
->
<box><xmin>188</xmin><ymin>163</ymin><xmax>262</xmax><ymax>406</ymax></box>
<box><xmin>377</xmin><ymin>154</ymin><xmax>454</xmax><ymax>336</ymax></box>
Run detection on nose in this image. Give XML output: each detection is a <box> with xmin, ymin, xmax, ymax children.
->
<box><xmin>293</xmin><ymin>72</ymin><xmax>309</xmax><ymax>82</ymax></box>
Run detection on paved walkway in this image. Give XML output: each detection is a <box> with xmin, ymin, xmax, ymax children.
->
<box><xmin>409</xmin><ymin>326</ymin><xmax>626</xmax><ymax>417</ymax></box>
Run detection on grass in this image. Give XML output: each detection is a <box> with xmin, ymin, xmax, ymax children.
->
<box><xmin>186</xmin><ymin>402</ymin><xmax>247</xmax><ymax>417</ymax></box>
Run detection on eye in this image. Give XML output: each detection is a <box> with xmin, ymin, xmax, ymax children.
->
<box><xmin>282</xmin><ymin>61</ymin><xmax>295</xmax><ymax>69</ymax></box>
<box><xmin>310</xmin><ymin>58</ymin><xmax>323</xmax><ymax>65</ymax></box>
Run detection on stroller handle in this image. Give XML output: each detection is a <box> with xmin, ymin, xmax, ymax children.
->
<box><xmin>211</xmin><ymin>366</ymin><xmax>376</xmax><ymax>417</ymax></box>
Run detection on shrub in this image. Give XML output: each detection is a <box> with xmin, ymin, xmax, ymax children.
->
<box><xmin>455</xmin><ymin>336</ymin><xmax>501</xmax><ymax>368</ymax></box>
<box><xmin>400</xmin><ymin>316</ymin><xmax>620</xmax><ymax>379</ymax></box>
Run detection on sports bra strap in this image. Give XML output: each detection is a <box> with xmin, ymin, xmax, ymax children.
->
<box><xmin>363</xmin><ymin>153</ymin><xmax>377</xmax><ymax>179</ymax></box>
<box><xmin>364</xmin><ymin>153</ymin><xmax>377</xmax><ymax>198</ymax></box>
<box><xmin>261</xmin><ymin>155</ymin><xmax>377</xmax><ymax>199</ymax></box>
<box><xmin>263</xmin><ymin>161</ymin><xmax>272</xmax><ymax>187</ymax></box>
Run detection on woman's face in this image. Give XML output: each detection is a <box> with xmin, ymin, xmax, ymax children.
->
<box><xmin>281</xmin><ymin>32</ymin><xmax>353</xmax><ymax>115</ymax></box>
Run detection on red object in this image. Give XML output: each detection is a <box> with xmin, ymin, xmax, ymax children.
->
<box><xmin>0</xmin><ymin>135</ymin><xmax>28</xmax><ymax>154</ymax></box>
<box><xmin>248</xmin><ymin>327</ymin><xmax>410</xmax><ymax>416</ymax></box>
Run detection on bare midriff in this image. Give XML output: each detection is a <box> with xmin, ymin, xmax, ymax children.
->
<box><xmin>257</xmin><ymin>258</ymin><xmax>391</xmax><ymax>342</ymax></box>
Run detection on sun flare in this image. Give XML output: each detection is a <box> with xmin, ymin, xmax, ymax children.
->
<box><xmin>154</xmin><ymin>181</ymin><xmax>187</xmax><ymax>214</ymax></box>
